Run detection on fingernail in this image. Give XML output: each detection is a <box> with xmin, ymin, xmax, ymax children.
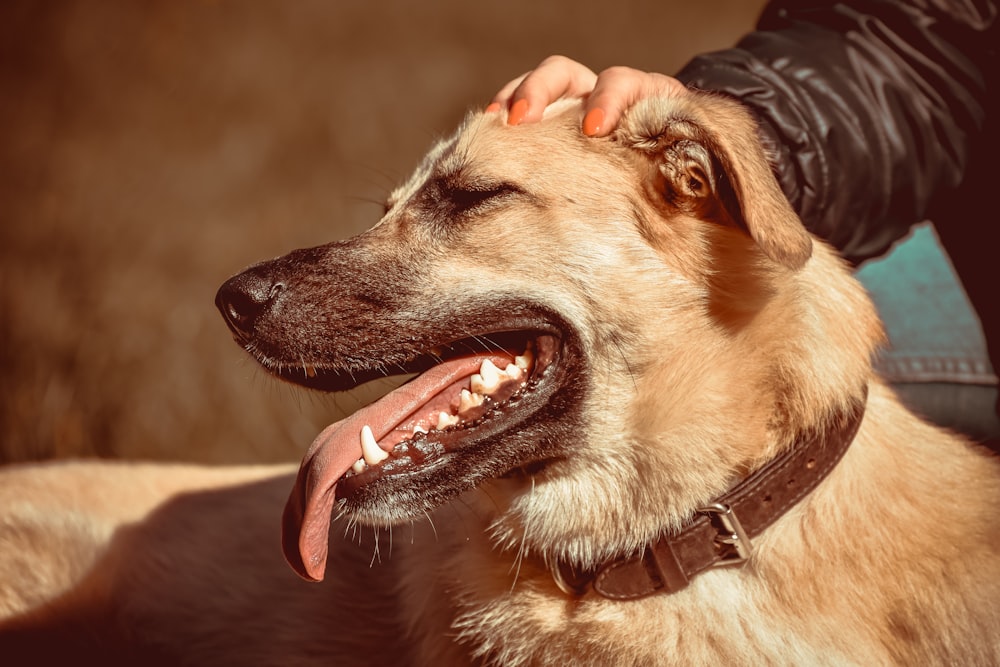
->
<box><xmin>508</xmin><ymin>99</ymin><xmax>528</xmax><ymax>126</ymax></box>
<box><xmin>485</xmin><ymin>102</ymin><xmax>501</xmax><ymax>113</ymax></box>
<box><xmin>583</xmin><ymin>108</ymin><xmax>605</xmax><ymax>136</ymax></box>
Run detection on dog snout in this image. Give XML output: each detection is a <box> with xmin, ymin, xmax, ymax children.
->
<box><xmin>215</xmin><ymin>268</ymin><xmax>284</xmax><ymax>339</ymax></box>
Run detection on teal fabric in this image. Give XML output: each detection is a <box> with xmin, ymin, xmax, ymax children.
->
<box><xmin>857</xmin><ymin>223</ymin><xmax>996</xmax><ymax>386</ymax></box>
<box><xmin>855</xmin><ymin>223</ymin><xmax>998</xmax><ymax>440</ymax></box>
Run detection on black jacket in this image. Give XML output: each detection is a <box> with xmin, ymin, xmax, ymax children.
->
<box><xmin>676</xmin><ymin>0</ymin><xmax>998</xmax><ymax>391</ymax></box>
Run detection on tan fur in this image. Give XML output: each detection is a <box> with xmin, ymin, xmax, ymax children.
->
<box><xmin>1</xmin><ymin>92</ymin><xmax>998</xmax><ymax>665</ymax></box>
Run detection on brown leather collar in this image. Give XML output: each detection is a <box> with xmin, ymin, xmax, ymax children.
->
<box><xmin>551</xmin><ymin>388</ymin><xmax>868</xmax><ymax>599</ymax></box>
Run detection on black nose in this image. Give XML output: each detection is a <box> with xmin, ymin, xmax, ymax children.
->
<box><xmin>215</xmin><ymin>269</ymin><xmax>284</xmax><ymax>338</ymax></box>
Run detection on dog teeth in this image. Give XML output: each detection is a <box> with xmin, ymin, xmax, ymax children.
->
<box><xmin>437</xmin><ymin>411</ymin><xmax>460</xmax><ymax>430</ymax></box>
<box><xmin>349</xmin><ymin>347</ymin><xmax>537</xmax><ymax>466</ymax></box>
<box><xmin>459</xmin><ymin>389</ymin><xmax>485</xmax><ymax>413</ymax></box>
<box><xmin>470</xmin><ymin>359</ymin><xmax>503</xmax><ymax>394</ymax></box>
<box><xmin>360</xmin><ymin>425</ymin><xmax>389</xmax><ymax>466</ymax></box>
<box><xmin>504</xmin><ymin>363</ymin><xmax>522</xmax><ymax>381</ymax></box>
<box><xmin>471</xmin><ymin>355</ymin><xmax>529</xmax><ymax>396</ymax></box>
<box><xmin>514</xmin><ymin>348</ymin><xmax>533</xmax><ymax>372</ymax></box>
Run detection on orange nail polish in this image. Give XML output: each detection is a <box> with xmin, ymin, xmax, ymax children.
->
<box><xmin>485</xmin><ymin>102</ymin><xmax>501</xmax><ymax>113</ymax></box>
<box><xmin>583</xmin><ymin>108</ymin><xmax>605</xmax><ymax>136</ymax></box>
<box><xmin>508</xmin><ymin>99</ymin><xmax>528</xmax><ymax>126</ymax></box>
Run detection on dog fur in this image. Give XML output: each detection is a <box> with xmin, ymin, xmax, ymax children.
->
<box><xmin>1</xmin><ymin>92</ymin><xmax>999</xmax><ymax>665</ymax></box>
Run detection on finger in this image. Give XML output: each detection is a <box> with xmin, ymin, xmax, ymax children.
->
<box><xmin>583</xmin><ymin>67</ymin><xmax>652</xmax><ymax>136</ymax></box>
<box><xmin>583</xmin><ymin>68</ymin><xmax>688</xmax><ymax>136</ymax></box>
<box><xmin>490</xmin><ymin>73</ymin><xmax>530</xmax><ymax>109</ymax></box>
<box><xmin>507</xmin><ymin>56</ymin><xmax>597</xmax><ymax>125</ymax></box>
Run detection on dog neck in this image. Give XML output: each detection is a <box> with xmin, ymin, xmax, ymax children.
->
<box><xmin>550</xmin><ymin>386</ymin><xmax>868</xmax><ymax>600</ymax></box>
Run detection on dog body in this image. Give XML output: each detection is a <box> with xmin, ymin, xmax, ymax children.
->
<box><xmin>2</xmin><ymin>93</ymin><xmax>999</xmax><ymax>665</ymax></box>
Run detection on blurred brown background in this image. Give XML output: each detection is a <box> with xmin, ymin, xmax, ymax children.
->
<box><xmin>0</xmin><ymin>0</ymin><xmax>765</xmax><ymax>465</ymax></box>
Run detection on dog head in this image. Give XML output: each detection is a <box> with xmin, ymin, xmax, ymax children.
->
<box><xmin>216</xmin><ymin>92</ymin><xmax>880</xmax><ymax>581</ymax></box>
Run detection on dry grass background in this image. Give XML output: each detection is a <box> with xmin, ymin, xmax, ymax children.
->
<box><xmin>0</xmin><ymin>0</ymin><xmax>764</xmax><ymax>465</ymax></box>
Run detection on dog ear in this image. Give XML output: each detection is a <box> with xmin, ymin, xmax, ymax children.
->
<box><xmin>621</xmin><ymin>94</ymin><xmax>812</xmax><ymax>270</ymax></box>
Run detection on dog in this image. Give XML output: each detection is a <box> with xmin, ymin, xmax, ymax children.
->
<box><xmin>1</xmin><ymin>90</ymin><xmax>999</xmax><ymax>666</ymax></box>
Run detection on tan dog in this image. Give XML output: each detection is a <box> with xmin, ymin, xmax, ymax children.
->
<box><xmin>2</xmin><ymin>92</ymin><xmax>999</xmax><ymax>665</ymax></box>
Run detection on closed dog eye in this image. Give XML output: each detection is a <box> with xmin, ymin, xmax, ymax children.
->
<box><xmin>443</xmin><ymin>182</ymin><xmax>523</xmax><ymax>214</ymax></box>
<box><xmin>415</xmin><ymin>173</ymin><xmax>526</xmax><ymax>220</ymax></box>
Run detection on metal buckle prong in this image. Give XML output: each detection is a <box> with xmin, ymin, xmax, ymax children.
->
<box><xmin>699</xmin><ymin>502</ymin><xmax>752</xmax><ymax>564</ymax></box>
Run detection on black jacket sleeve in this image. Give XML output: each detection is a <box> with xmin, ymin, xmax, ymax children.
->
<box><xmin>675</xmin><ymin>0</ymin><xmax>996</xmax><ymax>265</ymax></box>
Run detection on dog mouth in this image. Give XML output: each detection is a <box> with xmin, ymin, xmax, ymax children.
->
<box><xmin>280</xmin><ymin>328</ymin><xmax>564</xmax><ymax>581</ymax></box>
<box><xmin>315</xmin><ymin>331</ymin><xmax>554</xmax><ymax>494</ymax></box>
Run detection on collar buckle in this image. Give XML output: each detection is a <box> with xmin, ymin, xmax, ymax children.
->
<box><xmin>699</xmin><ymin>502</ymin><xmax>752</xmax><ymax>564</ymax></box>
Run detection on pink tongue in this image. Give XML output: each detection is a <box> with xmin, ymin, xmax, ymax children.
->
<box><xmin>281</xmin><ymin>353</ymin><xmax>513</xmax><ymax>581</ymax></box>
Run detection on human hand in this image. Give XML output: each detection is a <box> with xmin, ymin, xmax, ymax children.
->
<box><xmin>489</xmin><ymin>55</ymin><xmax>688</xmax><ymax>137</ymax></box>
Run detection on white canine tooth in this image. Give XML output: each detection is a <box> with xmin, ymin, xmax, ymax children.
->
<box><xmin>360</xmin><ymin>425</ymin><xmax>389</xmax><ymax>466</ymax></box>
<box><xmin>436</xmin><ymin>411</ymin><xmax>459</xmax><ymax>430</ymax></box>
<box><xmin>505</xmin><ymin>363</ymin><xmax>522</xmax><ymax>380</ymax></box>
<box><xmin>471</xmin><ymin>359</ymin><xmax>503</xmax><ymax>394</ymax></box>
<box><xmin>482</xmin><ymin>359</ymin><xmax>502</xmax><ymax>382</ymax></box>
<box><xmin>515</xmin><ymin>349</ymin><xmax>533</xmax><ymax>371</ymax></box>
<box><xmin>352</xmin><ymin>458</ymin><xmax>366</xmax><ymax>474</ymax></box>
<box><xmin>459</xmin><ymin>389</ymin><xmax>485</xmax><ymax>413</ymax></box>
